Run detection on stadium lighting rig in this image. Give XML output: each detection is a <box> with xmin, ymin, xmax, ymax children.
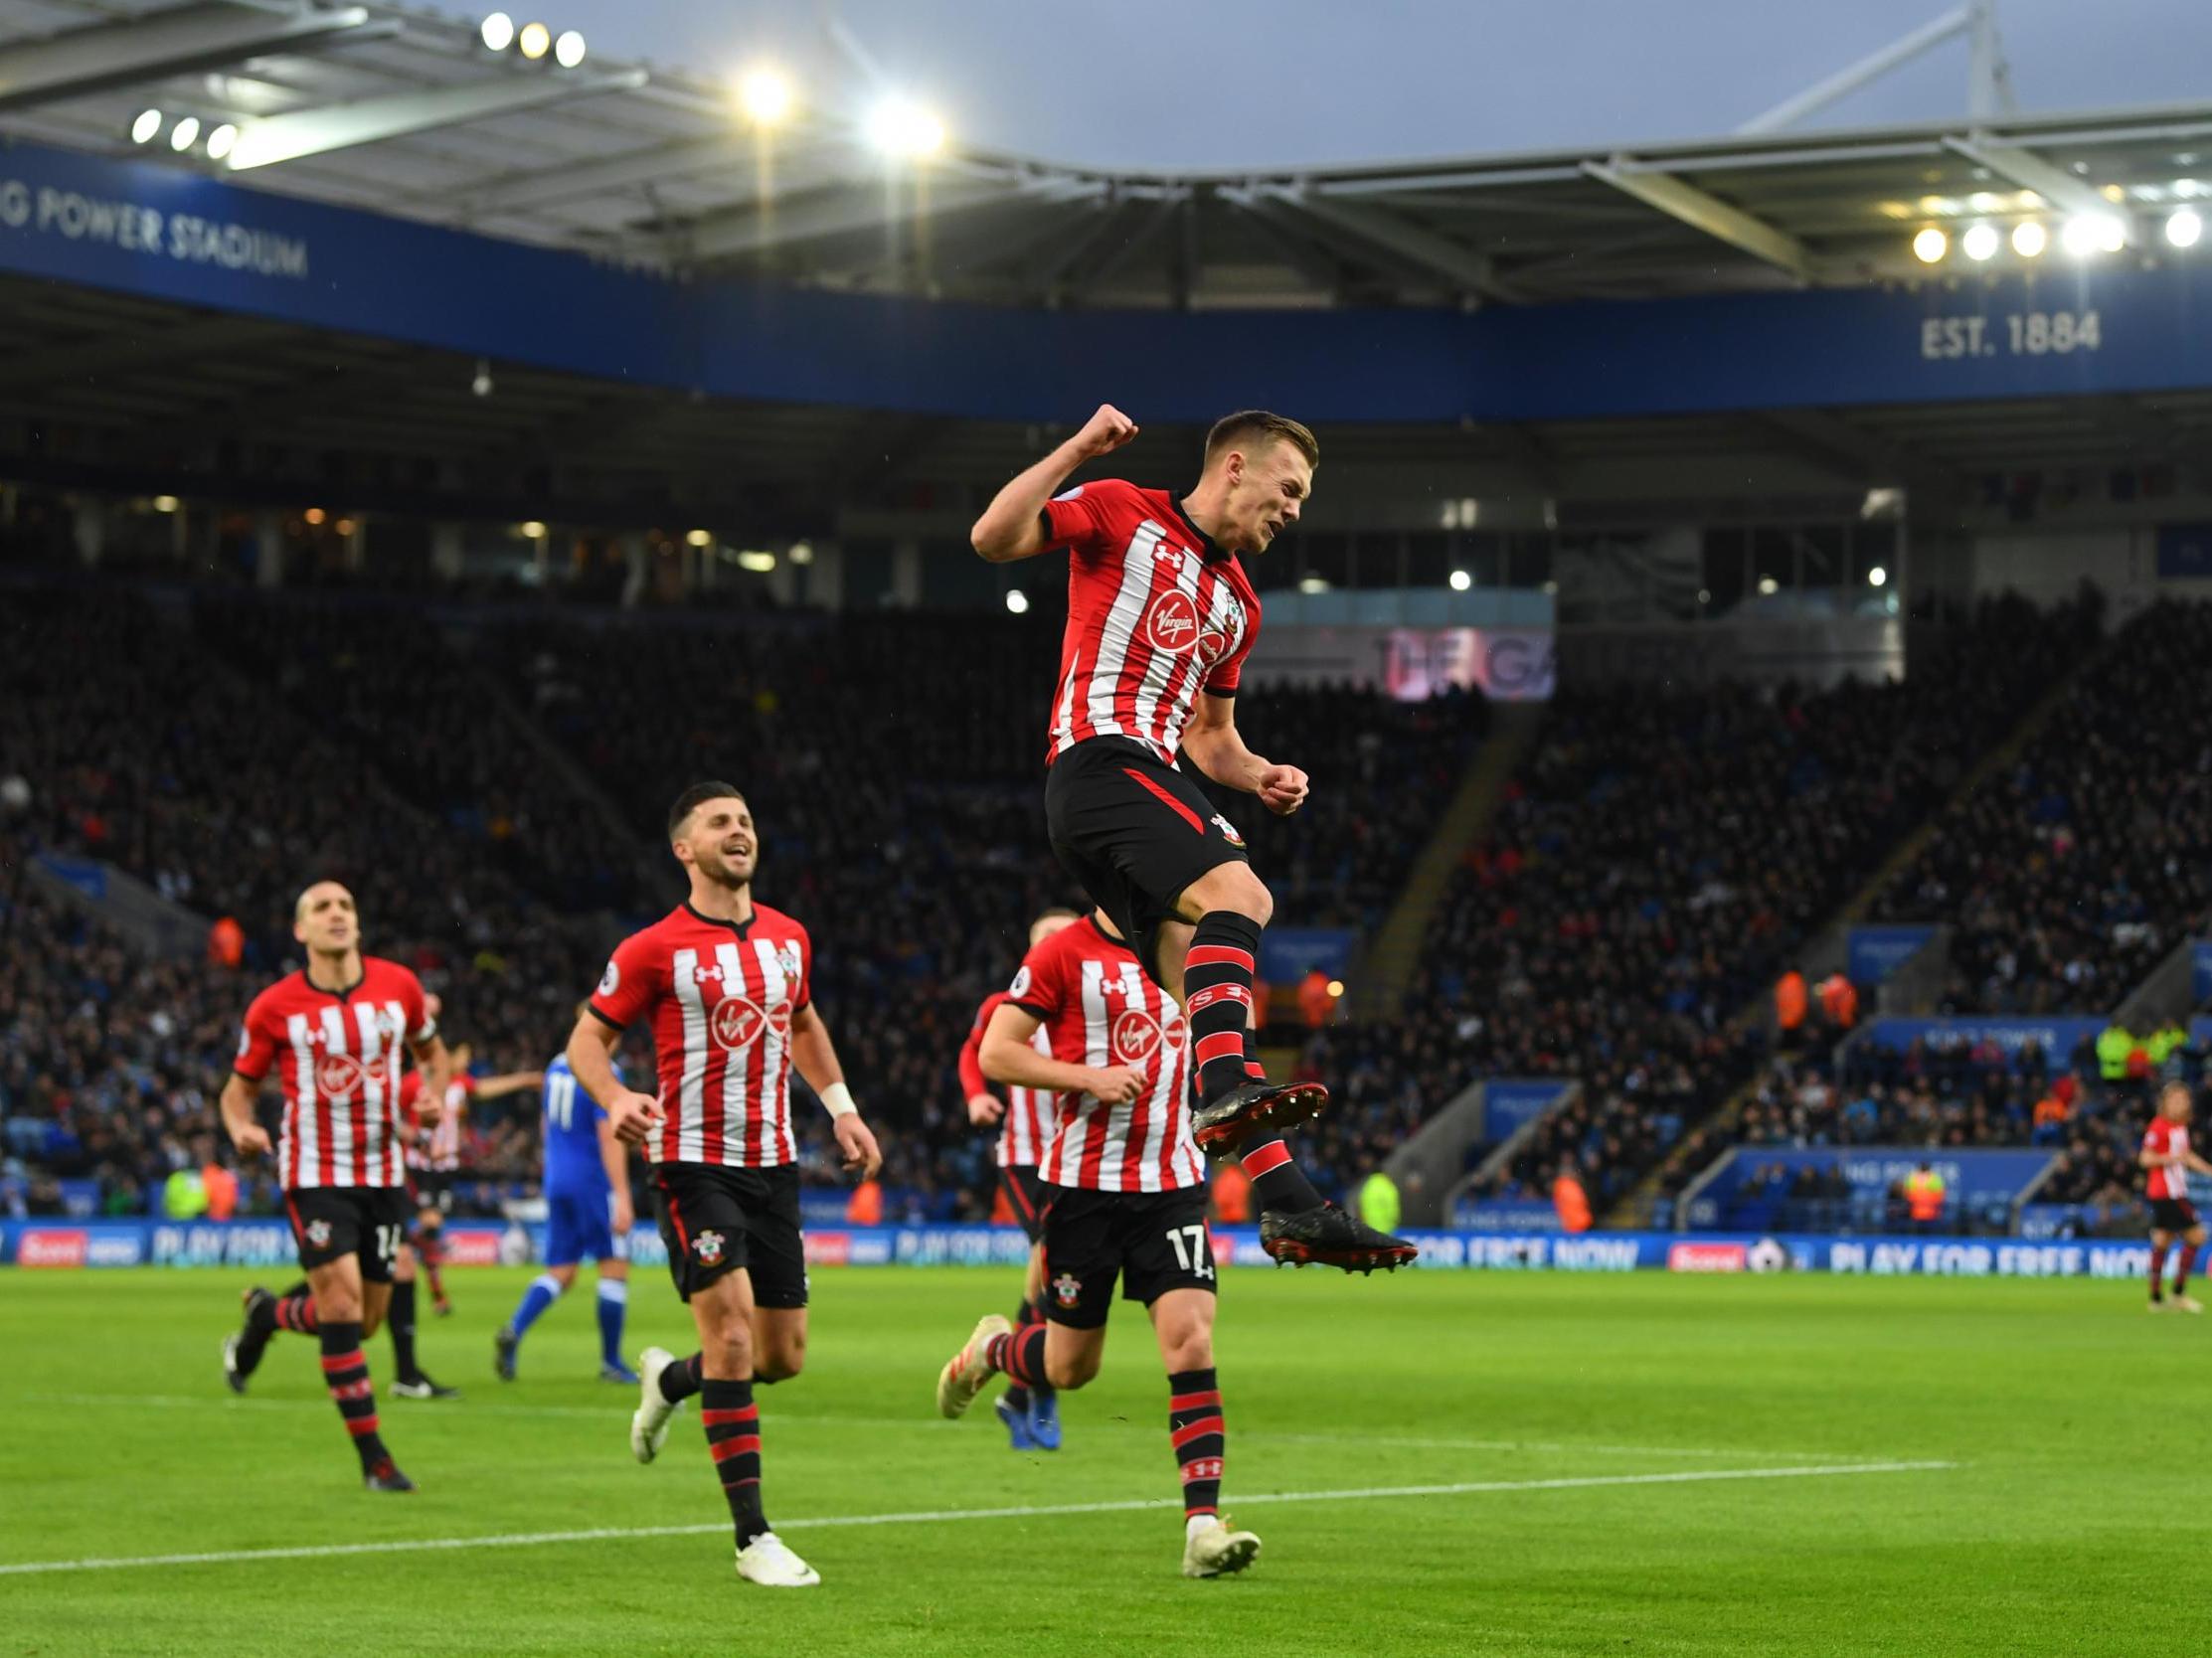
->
<box><xmin>739</xmin><ymin>67</ymin><xmax>794</xmax><ymax>126</ymax></box>
<box><xmin>1908</xmin><ymin>198</ymin><xmax>2205</xmax><ymax>266</ymax></box>
<box><xmin>867</xmin><ymin>98</ymin><xmax>946</xmax><ymax>160</ymax></box>
<box><xmin>478</xmin><ymin>13</ymin><xmax>586</xmax><ymax>68</ymax></box>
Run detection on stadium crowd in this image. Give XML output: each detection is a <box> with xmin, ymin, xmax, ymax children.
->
<box><xmin>2</xmin><ymin>578</ymin><xmax>1479</xmax><ymax>1219</ymax></box>
<box><xmin>1882</xmin><ymin>596</ymin><xmax>2212</xmax><ymax>1015</ymax></box>
<box><xmin>1448</xmin><ymin>590</ymin><xmax>2104</xmax><ymax>1217</ymax></box>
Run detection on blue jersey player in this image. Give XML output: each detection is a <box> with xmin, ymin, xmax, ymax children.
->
<box><xmin>496</xmin><ymin>1020</ymin><xmax>638</xmax><ymax>1383</ymax></box>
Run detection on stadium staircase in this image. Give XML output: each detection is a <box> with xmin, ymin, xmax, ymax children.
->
<box><xmin>1600</xmin><ymin>627</ymin><xmax>2127</xmax><ymax>1229</ymax></box>
<box><xmin>1357</xmin><ymin>701</ymin><xmax>1547</xmax><ymax>1023</ymax></box>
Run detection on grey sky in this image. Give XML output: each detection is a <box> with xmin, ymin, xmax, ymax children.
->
<box><xmin>544</xmin><ymin>0</ymin><xmax>2212</xmax><ymax>172</ymax></box>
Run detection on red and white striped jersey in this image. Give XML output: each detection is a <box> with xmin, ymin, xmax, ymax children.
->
<box><xmin>399</xmin><ymin>1071</ymin><xmax>470</xmax><ymax>1172</ymax></box>
<box><xmin>234</xmin><ymin>957</ymin><xmax>436</xmax><ymax>1191</ymax></box>
<box><xmin>1038</xmin><ymin>478</ymin><xmax>1260</xmax><ymax>766</ymax></box>
<box><xmin>589</xmin><ymin>903</ymin><xmax>812</xmax><ymax>1169</ymax></box>
<box><xmin>2145</xmin><ymin>1117</ymin><xmax>2193</xmax><ymax>1201</ymax></box>
<box><xmin>1010</xmin><ymin>916</ymin><xmax>1205</xmax><ymax>1193</ymax></box>
<box><xmin>959</xmin><ymin>990</ymin><xmax>1057</xmax><ymax>1168</ymax></box>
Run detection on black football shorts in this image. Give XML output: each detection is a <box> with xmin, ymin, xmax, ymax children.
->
<box><xmin>1040</xmin><ymin>1183</ymin><xmax>1216</xmax><ymax>1330</ymax></box>
<box><xmin>650</xmin><ymin>1162</ymin><xmax>808</xmax><ymax>1308</ymax></box>
<box><xmin>1045</xmin><ymin>736</ymin><xmax>1250</xmax><ymax>985</ymax></box>
<box><xmin>2151</xmin><ymin>1197</ymin><xmax>2200</xmax><ymax>1233</ymax></box>
<box><xmin>284</xmin><ymin>1186</ymin><xmax>411</xmax><ymax>1282</ymax></box>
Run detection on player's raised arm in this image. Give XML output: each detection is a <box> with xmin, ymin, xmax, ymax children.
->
<box><xmin>470</xmin><ymin>1070</ymin><xmax>547</xmax><ymax>1102</ymax></box>
<box><xmin>787</xmin><ymin>1002</ymin><xmax>883</xmax><ymax>1180</ymax></box>
<box><xmin>971</xmin><ymin>403</ymin><xmax>1140</xmax><ymax>563</ymax></box>
<box><xmin>980</xmin><ymin>1001</ymin><xmax>1143</xmax><ymax>1104</ymax></box>
<box><xmin>566</xmin><ymin>1008</ymin><xmax>661</xmax><ymax>1147</ymax></box>
<box><xmin>1181</xmin><ymin>692</ymin><xmax>1308</xmax><ymax>816</ymax></box>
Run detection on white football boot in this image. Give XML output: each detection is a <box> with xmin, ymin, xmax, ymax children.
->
<box><xmin>1181</xmin><ymin>1515</ymin><xmax>1262</xmax><ymax>1579</ymax></box>
<box><xmin>631</xmin><ymin>1346</ymin><xmax>682</xmax><ymax>1463</ymax></box>
<box><xmin>936</xmin><ymin>1314</ymin><xmax>1011</xmax><ymax>1418</ymax></box>
<box><xmin>736</xmin><ymin>1531</ymin><xmax>820</xmax><ymax>1587</ymax></box>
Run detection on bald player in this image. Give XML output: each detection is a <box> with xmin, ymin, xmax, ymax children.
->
<box><xmin>219</xmin><ymin>881</ymin><xmax>450</xmax><ymax>1491</ymax></box>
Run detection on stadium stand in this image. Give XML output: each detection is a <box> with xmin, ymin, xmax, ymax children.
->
<box><xmin>1881</xmin><ymin>595</ymin><xmax>2212</xmax><ymax>1015</ymax></box>
<box><xmin>1</xmin><ymin>576</ymin><xmax>1480</xmax><ymax>1217</ymax></box>
<box><xmin>1438</xmin><ymin>590</ymin><xmax>2104</xmax><ymax>1215</ymax></box>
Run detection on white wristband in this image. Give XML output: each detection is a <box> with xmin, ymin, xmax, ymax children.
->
<box><xmin>820</xmin><ymin>1081</ymin><xmax>859</xmax><ymax>1120</ymax></box>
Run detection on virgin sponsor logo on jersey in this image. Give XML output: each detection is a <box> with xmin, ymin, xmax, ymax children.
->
<box><xmin>315</xmin><ymin>1053</ymin><xmax>368</xmax><ymax>1098</ymax></box>
<box><xmin>1196</xmin><ymin>628</ymin><xmax>1229</xmax><ymax>666</ymax></box>
<box><xmin>1110</xmin><ymin>1008</ymin><xmax>1166</xmax><ymax>1064</ymax></box>
<box><xmin>1143</xmin><ymin>590</ymin><xmax>1202</xmax><ymax>655</ymax></box>
<box><xmin>709</xmin><ymin>993</ymin><xmax>791</xmax><ymax>1052</ymax></box>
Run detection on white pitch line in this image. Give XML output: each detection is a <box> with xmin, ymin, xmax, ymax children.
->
<box><xmin>19</xmin><ymin>1396</ymin><xmax>1871</xmax><ymax>1463</ymax></box>
<box><xmin>0</xmin><ymin>1461</ymin><xmax>1955</xmax><ymax>1578</ymax></box>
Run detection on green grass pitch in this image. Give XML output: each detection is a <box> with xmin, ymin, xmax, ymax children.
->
<box><xmin>0</xmin><ymin>1263</ymin><xmax>2197</xmax><ymax>1657</ymax></box>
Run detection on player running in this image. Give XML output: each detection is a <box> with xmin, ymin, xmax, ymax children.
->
<box><xmin>2141</xmin><ymin>1079</ymin><xmax>2212</xmax><ymax>1313</ymax></box>
<box><xmin>217</xmin><ymin>881</ymin><xmax>449</xmax><ymax>1492</ymax></box>
<box><xmin>399</xmin><ymin>1041</ymin><xmax>540</xmax><ymax>1320</ymax></box>
<box><xmin>495</xmin><ymin>1023</ymin><xmax>640</xmax><ymax>1383</ymax></box>
<box><xmin>567</xmin><ymin>782</ymin><xmax>883</xmax><ymax>1589</ymax></box>
<box><xmin>958</xmin><ymin>906</ymin><xmax>1080</xmax><ymax>1449</ymax></box>
<box><xmin>936</xmin><ymin>907</ymin><xmax>1259</xmax><ymax>1577</ymax></box>
<box><xmin>971</xmin><ymin>405</ymin><xmax>1414</xmax><ymax>1273</ymax></box>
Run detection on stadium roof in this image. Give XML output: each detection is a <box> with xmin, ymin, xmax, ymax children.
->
<box><xmin>5</xmin><ymin>1</ymin><xmax>2212</xmax><ymax>309</ymax></box>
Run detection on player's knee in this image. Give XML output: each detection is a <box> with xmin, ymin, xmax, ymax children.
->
<box><xmin>700</xmin><ymin>1313</ymin><xmax>755</xmax><ymax>1372</ymax></box>
<box><xmin>1161</xmin><ymin>1331</ymin><xmax>1214</xmax><ymax>1372</ymax></box>
<box><xmin>1198</xmin><ymin>864</ymin><xmax>1272</xmax><ymax>926</ymax></box>
<box><xmin>1047</xmin><ymin>1349</ymin><xmax>1101</xmax><ymax>1391</ymax></box>
<box><xmin>758</xmin><ymin>1333</ymin><xmax>805</xmax><ymax>1383</ymax></box>
<box><xmin>321</xmin><ymin>1290</ymin><xmax>364</xmax><ymax>1325</ymax></box>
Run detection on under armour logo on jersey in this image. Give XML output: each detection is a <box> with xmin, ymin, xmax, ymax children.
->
<box><xmin>693</xmin><ymin>963</ymin><xmax>725</xmax><ymax>985</ymax></box>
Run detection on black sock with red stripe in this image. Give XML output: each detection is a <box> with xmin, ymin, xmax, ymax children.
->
<box><xmin>701</xmin><ymin>1378</ymin><xmax>768</xmax><ymax>1547</ymax></box>
<box><xmin>1186</xmin><ymin>913</ymin><xmax>1264</xmax><ymax>1104</ymax></box>
<box><xmin>1239</xmin><ymin>1136</ymin><xmax>1325</xmax><ymax>1215</ymax></box>
<box><xmin>2180</xmin><ymin>1243</ymin><xmax>2199</xmax><ymax>1294</ymax></box>
<box><xmin>986</xmin><ymin>1323</ymin><xmax>1050</xmax><ymax>1390</ymax></box>
<box><xmin>1222</xmin><ymin>1026</ymin><xmax>1324</xmax><ymax>1214</ymax></box>
<box><xmin>1003</xmin><ymin>1297</ymin><xmax>1036</xmax><ymax>1411</ymax></box>
<box><xmin>1002</xmin><ymin>1297</ymin><xmax>1054</xmax><ymax>1409</ymax></box>
<box><xmin>270</xmin><ymin>1287</ymin><xmax>318</xmax><ymax>1334</ymax></box>
<box><xmin>1168</xmin><ymin>1368</ymin><xmax>1225</xmax><ymax>1520</ymax></box>
<box><xmin>659</xmin><ymin>1351</ymin><xmax>705</xmax><ymax>1405</ymax></box>
<box><xmin>418</xmin><ymin>1223</ymin><xmax>446</xmax><ymax>1302</ymax></box>
<box><xmin>318</xmin><ymin>1322</ymin><xmax>391</xmax><ymax>1473</ymax></box>
<box><xmin>388</xmin><ymin>1278</ymin><xmax>420</xmax><ymax>1381</ymax></box>
<box><xmin>2151</xmin><ymin>1244</ymin><xmax>2169</xmax><ymax>1302</ymax></box>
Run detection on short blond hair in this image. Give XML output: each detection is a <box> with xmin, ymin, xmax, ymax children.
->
<box><xmin>1203</xmin><ymin>411</ymin><xmax>1318</xmax><ymax>470</ymax></box>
